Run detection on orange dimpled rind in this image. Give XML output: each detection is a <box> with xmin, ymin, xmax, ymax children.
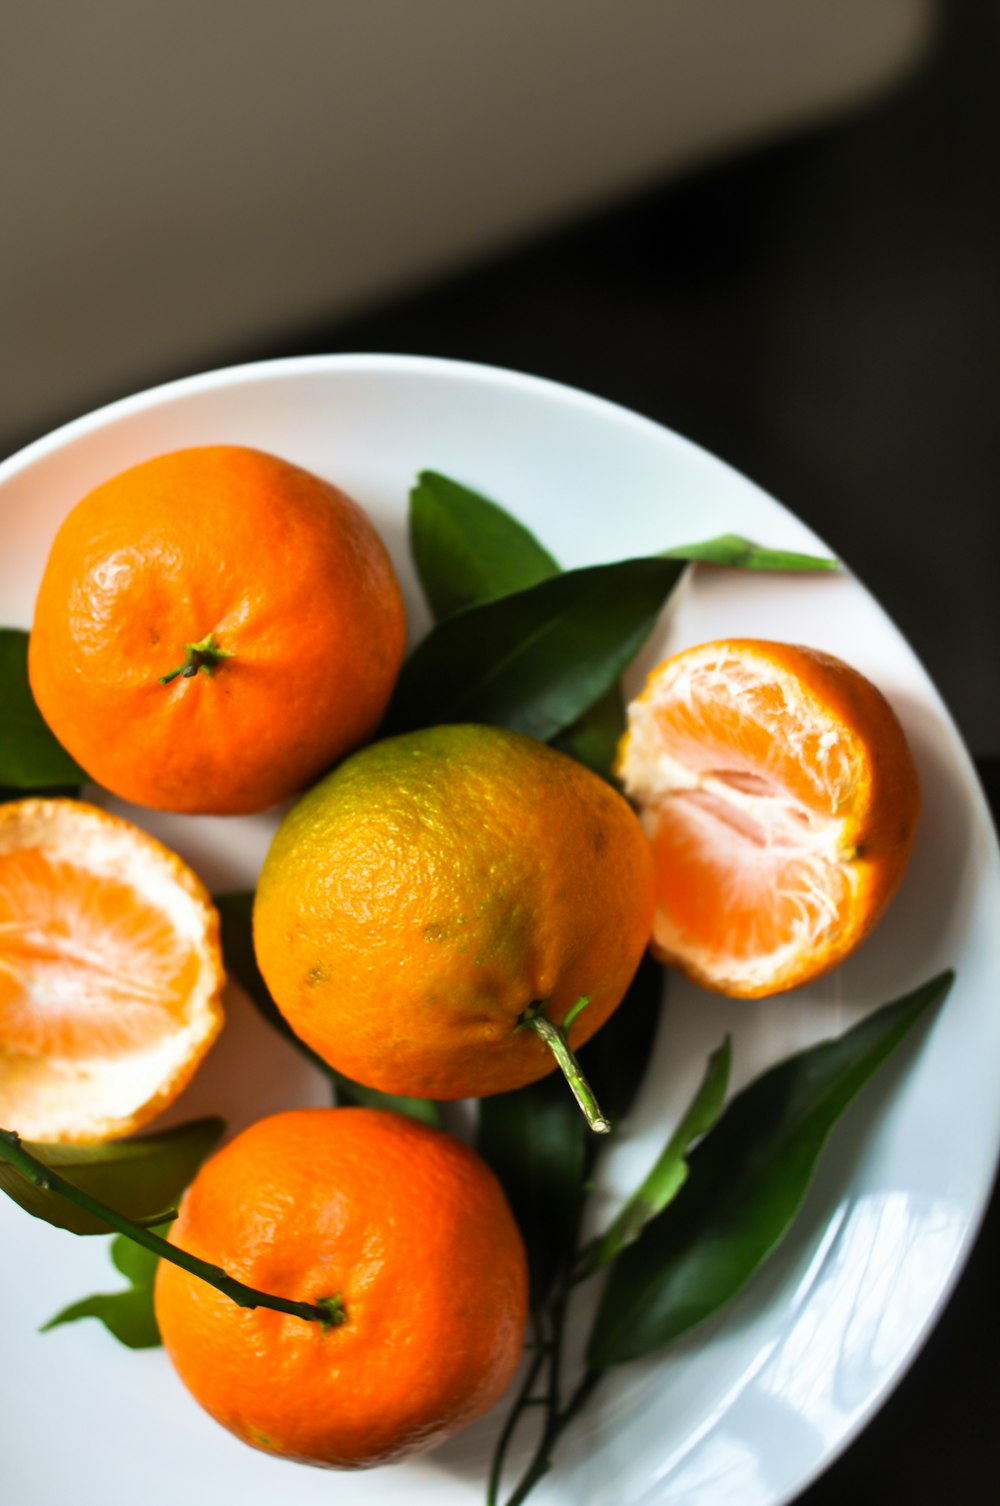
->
<box><xmin>252</xmin><ymin>725</ymin><xmax>656</xmax><ymax>1101</ymax></box>
<box><xmin>154</xmin><ymin>1107</ymin><xmax>529</xmax><ymax>1468</ymax></box>
<box><xmin>28</xmin><ymin>446</ymin><xmax>407</xmax><ymax>814</ymax></box>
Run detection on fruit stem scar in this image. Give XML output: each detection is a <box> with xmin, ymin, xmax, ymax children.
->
<box><xmin>0</xmin><ymin>1128</ymin><xmax>335</xmax><ymax>1328</ymax></box>
<box><xmin>315</xmin><ymin>1293</ymin><xmax>347</xmax><ymax>1331</ymax></box>
<box><xmin>159</xmin><ymin>632</ymin><xmax>234</xmax><ymax>686</ymax></box>
<box><xmin>518</xmin><ymin>1008</ymin><xmax>611</xmax><ymax>1135</ymax></box>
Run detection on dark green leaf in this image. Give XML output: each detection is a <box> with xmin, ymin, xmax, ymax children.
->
<box><xmin>477</xmin><ymin>1071</ymin><xmax>588</xmax><ymax>1310</ymax></box>
<box><xmin>588</xmin><ymin>971</ymin><xmax>953</xmax><ymax>1367</ymax></box>
<box><xmin>0</xmin><ymin>629</ymin><xmax>86</xmax><ymax>788</ymax></box>
<box><xmin>1</xmin><ymin>784</ymin><xmax>81</xmax><ymax>805</ymax></box>
<box><xmin>215</xmin><ymin>890</ymin><xmax>298</xmax><ymax>1042</ymax></box>
<box><xmin>325</xmin><ymin>1072</ymin><xmax>443</xmax><ymax>1126</ymax></box>
<box><xmin>42</xmin><ymin>1227</ymin><xmax>166</xmax><ymax>1348</ymax></box>
<box><xmin>576</xmin><ymin>951</ymin><xmax>664</xmax><ymax>1131</ymax></box>
<box><xmin>384</xmin><ymin>556</ymin><xmax>687</xmax><ymax>742</ymax></box>
<box><xmin>0</xmin><ymin>1119</ymin><xmax>224</xmax><ymax>1236</ymax></box>
<box><xmin>410</xmin><ymin>472</ymin><xmax>628</xmax><ymax>778</ymax></box>
<box><xmin>661</xmin><ymin>534</ymin><xmax>836</xmax><ymax>571</ymax></box>
<box><xmin>215</xmin><ymin>892</ymin><xmax>442</xmax><ymax>1128</ymax></box>
<box><xmin>578</xmin><ymin>1036</ymin><xmax>730</xmax><ymax>1279</ymax></box>
<box><xmin>410</xmin><ymin>471</ymin><xmax>559</xmax><ymax>621</ymax></box>
<box><xmin>552</xmin><ymin>683</ymin><xmax>627</xmax><ymax>781</ymax></box>
<box><xmin>475</xmin><ymin>956</ymin><xmax>663</xmax><ymax>1308</ymax></box>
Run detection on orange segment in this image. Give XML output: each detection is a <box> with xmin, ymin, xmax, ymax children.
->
<box><xmin>0</xmin><ymin>800</ymin><xmax>224</xmax><ymax>1141</ymax></box>
<box><xmin>618</xmin><ymin>641</ymin><xmax>920</xmax><ymax>997</ymax></box>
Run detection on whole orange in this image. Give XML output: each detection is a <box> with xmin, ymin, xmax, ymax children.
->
<box><xmin>29</xmin><ymin>446</ymin><xmax>406</xmax><ymax>814</ymax></box>
<box><xmin>253</xmin><ymin>724</ymin><xmax>655</xmax><ymax>1104</ymax></box>
<box><xmin>154</xmin><ymin>1107</ymin><xmax>528</xmax><ymax>1468</ymax></box>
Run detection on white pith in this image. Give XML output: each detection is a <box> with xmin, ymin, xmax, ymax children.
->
<box><xmin>621</xmin><ymin>647</ymin><xmax>860</xmax><ymax>988</ymax></box>
<box><xmin>0</xmin><ymin>802</ymin><xmax>222</xmax><ymax>1140</ymax></box>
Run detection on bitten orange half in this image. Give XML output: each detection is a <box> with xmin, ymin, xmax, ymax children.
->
<box><xmin>0</xmin><ymin>800</ymin><xmax>223</xmax><ymax>1141</ymax></box>
<box><xmin>617</xmin><ymin>640</ymin><xmax>920</xmax><ymax>997</ymax></box>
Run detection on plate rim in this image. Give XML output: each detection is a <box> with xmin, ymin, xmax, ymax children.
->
<box><xmin>2</xmin><ymin>351</ymin><xmax>999</xmax><ymax>1506</ymax></box>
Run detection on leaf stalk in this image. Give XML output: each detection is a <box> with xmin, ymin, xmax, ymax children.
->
<box><xmin>520</xmin><ymin>1011</ymin><xmax>610</xmax><ymax>1134</ymax></box>
<box><xmin>0</xmin><ymin>1130</ymin><xmax>342</xmax><ymax>1330</ymax></box>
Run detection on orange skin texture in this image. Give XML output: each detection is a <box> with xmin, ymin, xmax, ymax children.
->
<box><xmin>154</xmin><ymin>1108</ymin><xmax>528</xmax><ymax>1469</ymax></box>
<box><xmin>253</xmin><ymin>725</ymin><xmax>656</xmax><ymax>1099</ymax></box>
<box><xmin>28</xmin><ymin>446</ymin><xmax>406</xmax><ymax>814</ymax></box>
<box><xmin>618</xmin><ymin>640</ymin><xmax>921</xmax><ymax>998</ymax></box>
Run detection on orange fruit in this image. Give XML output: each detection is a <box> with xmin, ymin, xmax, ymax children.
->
<box><xmin>253</xmin><ymin>725</ymin><xmax>655</xmax><ymax>1105</ymax></box>
<box><xmin>0</xmin><ymin>798</ymin><xmax>223</xmax><ymax>1141</ymax></box>
<box><xmin>154</xmin><ymin>1106</ymin><xmax>528</xmax><ymax>1468</ymax></box>
<box><xmin>617</xmin><ymin>639</ymin><xmax>920</xmax><ymax>997</ymax></box>
<box><xmin>28</xmin><ymin>445</ymin><xmax>406</xmax><ymax>815</ymax></box>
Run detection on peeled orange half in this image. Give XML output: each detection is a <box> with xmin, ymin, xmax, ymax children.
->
<box><xmin>618</xmin><ymin>640</ymin><xmax>920</xmax><ymax>997</ymax></box>
<box><xmin>0</xmin><ymin>800</ymin><xmax>224</xmax><ymax>1141</ymax></box>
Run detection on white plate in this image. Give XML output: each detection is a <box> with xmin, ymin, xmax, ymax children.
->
<box><xmin>1</xmin><ymin>355</ymin><xmax>998</xmax><ymax>1506</ymax></box>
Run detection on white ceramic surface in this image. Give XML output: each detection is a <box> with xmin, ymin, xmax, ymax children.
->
<box><xmin>0</xmin><ymin>355</ymin><xmax>997</xmax><ymax>1506</ymax></box>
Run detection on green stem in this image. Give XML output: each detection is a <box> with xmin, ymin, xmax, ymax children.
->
<box><xmin>502</xmin><ymin>1367</ymin><xmax>604</xmax><ymax>1506</ymax></box>
<box><xmin>159</xmin><ymin>632</ymin><xmax>234</xmax><ymax>686</ymax></box>
<box><xmin>490</xmin><ymin>1246</ymin><xmax>602</xmax><ymax>1506</ymax></box>
<box><xmin>0</xmin><ymin>1130</ymin><xmax>342</xmax><ymax>1330</ymax></box>
<box><xmin>522</xmin><ymin>1014</ymin><xmax>611</xmax><ymax>1135</ymax></box>
<box><xmin>486</xmin><ymin>1322</ymin><xmax>549</xmax><ymax>1506</ymax></box>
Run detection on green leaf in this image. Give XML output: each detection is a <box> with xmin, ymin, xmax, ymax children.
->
<box><xmin>552</xmin><ymin>683</ymin><xmax>627</xmax><ymax>781</ymax></box>
<box><xmin>1</xmin><ymin>784</ymin><xmax>81</xmax><ymax>805</ymax></box>
<box><xmin>478</xmin><ymin>1070</ymin><xmax>588</xmax><ymax>1311</ymax></box>
<box><xmin>476</xmin><ymin>955</ymin><xmax>664</xmax><ymax>1309</ymax></box>
<box><xmin>587</xmin><ymin>970</ymin><xmax>953</xmax><ymax>1367</ymax></box>
<box><xmin>410</xmin><ymin>472</ymin><xmax>628</xmax><ymax>777</ymax></box>
<box><xmin>111</xmin><ymin>1229</ymin><xmax>161</xmax><ymax>1286</ymax></box>
<box><xmin>215</xmin><ymin>892</ymin><xmax>442</xmax><ymax>1129</ymax></box>
<box><xmin>0</xmin><ymin>629</ymin><xmax>86</xmax><ymax>788</ymax></box>
<box><xmin>42</xmin><ymin>1226</ymin><xmax>167</xmax><ymax>1348</ymax></box>
<box><xmin>385</xmin><ymin>555</ymin><xmax>688</xmax><ymax>742</ymax></box>
<box><xmin>410</xmin><ymin>471</ymin><xmax>559</xmax><ymax>621</ymax></box>
<box><xmin>578</xmin><ymin>1036</ymin><xmax>730</xmax><ymax>1279</ymax></box>
<box><xmin>661</xmin><ymin>534</ymin><xmax>837</xmax><ymax>571</ymax></box>
<box><xmin>41</xmin><ymin>1286</ymin><xmax>161</xmax><ymax>1348</ymax></box>
<box><xmin>0</xmin><ymin>1119</ymin><xmax>224</xmax><ymax>1236</ymax></box>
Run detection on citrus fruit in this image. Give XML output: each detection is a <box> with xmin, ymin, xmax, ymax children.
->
<box><xmin>0</xmin><ymin>798</ymin><xmax>223</xmax><ymax>1141</ymax></box>
<box><xmin>28</xmin><ymin>445</ymin><xmax>406</xmax><ymax>814</ymax></box>
<box><xmin>154</xmin><ymin>1106</ymin><xmax>528</xmax><ymax>1468</ymax></box>
<box><xmin>617</xmin><ymin>639</ymin><xmax>920</xmax><ymax>997</ymax></box>
<box><xmin>253</xmin><ymin>725</ymin><xmax>655</xmax><ymax>1117</ymax></box>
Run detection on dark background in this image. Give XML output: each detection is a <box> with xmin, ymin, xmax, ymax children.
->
<box><xmin>6</xmin><ymin>2</ymin><xmax>997</xmax><ymax>1499</ymax></box>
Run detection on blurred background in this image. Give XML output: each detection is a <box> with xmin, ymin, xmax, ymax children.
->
<box><xmin>2</xmin><ymin>1</ymin><xmax>997</xmax><ymax>1500</ymax></box>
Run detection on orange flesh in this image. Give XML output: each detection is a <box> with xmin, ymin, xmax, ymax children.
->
<box><xmin>0</xmin><ymin>848</ymin><xmax>198</xmax><ymax>1059</ymax></box>
<box><xmin>619</xmin><ymin>640</ymin><xmax>919</xmax><ymax>995</ymax></box>
<box><xmin>650</xmin><ymin>676</ymin><xmax>857</xmax><ymax>815</ymax></box>
<box><xmin>639</xmin><ymin>656</ymin><xmax>857</xmax><ymax>972</ymax></box>
<box><xmin>648</xmin><ymin>790</ymin><xmax>850</xmax><ymax>967</ymax></box>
